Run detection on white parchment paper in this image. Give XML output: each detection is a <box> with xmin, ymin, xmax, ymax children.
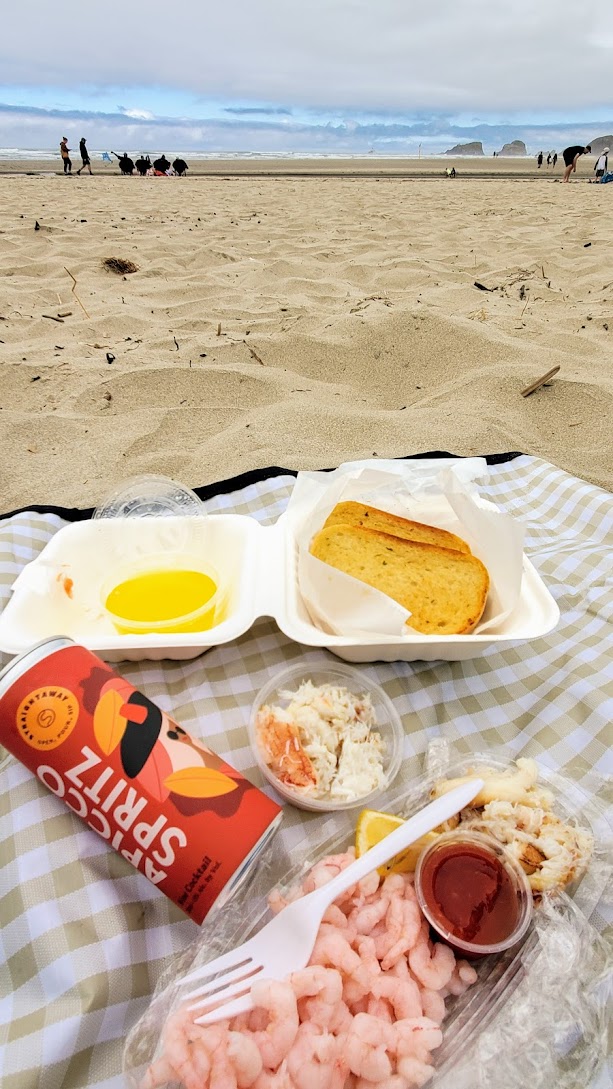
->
<box><xmin>285</xmin><ymin>461</ymin><xmax>525</xmax><ymax>638</ymax></box>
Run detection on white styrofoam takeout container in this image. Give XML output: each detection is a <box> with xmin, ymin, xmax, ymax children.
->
<box><xmin>0</xmin><ymin>500</ymin><xmax>559</xmax><ymax>662</ymax></box>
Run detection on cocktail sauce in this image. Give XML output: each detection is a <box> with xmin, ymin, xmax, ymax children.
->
<box><xmin>419</xmin><ymin>840</ymin><xmax>521</xmax><ymax>947</ymax></box>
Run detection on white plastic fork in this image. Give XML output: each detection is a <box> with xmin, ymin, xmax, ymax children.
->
<box><xmin>181</xmin><ymin>778</ymin><xmax>483</xmax><ymax>1025</ymax></box>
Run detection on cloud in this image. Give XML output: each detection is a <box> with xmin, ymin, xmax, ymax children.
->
<box><xmin>223</xmin><ymin>106</ymin><xmax>292</xmax><ymax>116</ymax></box>
<box><xmin>2</xmin><ymin>0</ymin><xmax>613</xmax><ymax>115</ymax></box>
<box><xmin>1</xmin><ymin>0</ymin><xmax>612</xmax><ymax>153</ymax></box>
<box><xmin>0</xmin><ymin>99</ymin><xmax>610</xmax><ymax>154</ymax></box>
<box><xmin>119</xmin><ymin>106</ymin><xmax>155</xmax><ymax>120</ymax></box>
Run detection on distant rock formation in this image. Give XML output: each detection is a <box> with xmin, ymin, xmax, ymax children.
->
<box><xmin>445</xmin><ymin>141</ymin><xmax>484</xmax><ymax>156</ymax></box>
<box><xmin>589</xmin><ymin>135</ymin><xmax>613</xmax><ymax>155</ymax></box>
<box><xmin>499</xmin><ymin>140</ymin><xmax>527</xmax><ymax>156</ymax></box>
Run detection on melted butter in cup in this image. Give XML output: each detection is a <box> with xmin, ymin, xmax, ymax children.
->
<box><xmin>101</xmin><ymin>554</ymin><xmax>226</xmax><ymax>635</ymax></box>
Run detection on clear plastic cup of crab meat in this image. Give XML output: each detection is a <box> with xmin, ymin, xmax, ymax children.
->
<box><xmin>248</xmin><ymin>661</ymin><xmax>403</xmax><ymax>812</ymax></box>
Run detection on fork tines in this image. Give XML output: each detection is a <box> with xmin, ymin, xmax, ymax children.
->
<box><xmin>183</xmin><ymin>955</ymin><xmax>264</xmax><ymax>1018</ymax></box>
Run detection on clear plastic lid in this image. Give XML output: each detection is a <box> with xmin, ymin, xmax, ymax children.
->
<box><xmin>93</xmin><ymin>474</ymin><xmax>204</xmax><ymax>522</ymax></box>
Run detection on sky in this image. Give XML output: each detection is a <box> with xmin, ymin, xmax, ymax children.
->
<box><xmin>1</xmin><ymin>0</ymin><xmax>613</xmax><ymax>154</ymax></box>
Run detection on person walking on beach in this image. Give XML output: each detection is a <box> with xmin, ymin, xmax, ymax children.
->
<box><xmin>562</xmin><ymin>144</ymin><xmax>591</xmax><ymax>182</ymax></box>
<box><xmin>59</xmin><ymin>136</ymin><xmax>72</xmax><ymax>174</ymax></box>
<box><xmin>552</xmin><ymin>152</ymin><xmax>558</xmax><ymax>168</ymax></box>
<box><xmin>76</xmin><ymin>137</ymin><xmax>92</xmax><ymax>175</ymax></box>
<box><xmin>537</xmin><ymin>151</ymin><xmax>543</xmax><ymax>168</ymax></box>
<box><xmin>546</xmin><ymin>152</ymin><xmax>552</xmax><ymax>166</ymax></box>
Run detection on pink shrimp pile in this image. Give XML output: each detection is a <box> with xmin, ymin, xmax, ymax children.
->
<box><xmin>141</xmin><ymin>849</ymin><xmax>478</xmax><ymax>1089</ymax></box>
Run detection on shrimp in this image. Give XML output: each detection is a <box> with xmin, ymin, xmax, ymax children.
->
<box><xmin>345</xmin><ymin>1013</ymin><xmax>396</xmax><ymax>1082</ymax></box>
<box><xmin>247</xmin><ymin>980</ymin><xmax>299</xmax><ymax>1070</ymax></box>
<box><xmin>403</xmin><ymin>880</ymin><xmax>418</xmax><ymax>904</ymax></box>
<box><xmin>322</xmin><ymin>904</ymin><xmax>350</xmax><ymax>929</ymax></box>
<box><xmin>347</xmin><ymin>994</ymin><xmax>369</xmax><ymax>1016</ymax></box>
<box><xmin>396</xmin><ymin>1055</ymin><xmax>436</xmax><ymax>1087</ymax></box>
<box><xmin>355</xmin><ymin>1079</ymin><xmax>407</xmax><ymax>1089</ymax></box>
<box><xmin>354</xmin><ymin>936</ymin><xmax>381</xmax><ymax>981</ymax></box>
<box><xmin>366</xmin><ymin>995</ymin><xmax>394</xmax><ymax>1023</ymax></box>
<box><xmin>355</xmin><ymin>870</ymin><xmax>381</xmax><ymax>898</ymax></box>
<box><xmin>291</xmin><ymin>966</ymin><xmax>343</xmax><ymax>1030</ymax></box>
<box><xmin>252</xmin><ymin>1062</ymin><xmax>293</xmax><ymax>1089</ymax></box>
<box><xmin>255</xmin><ymin>709</ymin><xmax>317</xmax><ymax>790</ymax></box>
<box><xmin>351</xmin><ymin>894</ymin><xmax>389</xmax><ymax>935</ymax></box>
<box><xmin>227</xmin><ymin>1032</ymin><xmax>263</xmax><ymax>1088</ymax></box>
<box><xmin>408</xmin><ymin>940</ymin><xmax>455</xmax><ymax>992</ymax></box>
<box><xmin>302</xmin><ymin>852</ymin><xmax>355</xmax><ymax>894</ymax></box>
<box><xmin>379</xmin><ymin>899</ymin><xmax>423</xmax><ymax>971</ymax></box>
<box><xmin>388</xmin><ymin>956</ymin><xmax>410</xmax><ymax>980</ymax></box>
<box><xmin>286</xmin><ymin>1023</ymin><xmax>343</xmax><ymax>1089</ymax></box>
<box><xmin>343</xmin><ymin>937</ymin><xmax>380</xmax><ymax>1007</ymax></box>
<box><xmin>372</xmin><ymin>975</ymin><xmax>423</xmax><ymax>1020</ymax></box>
<box><xmin>443</xmin><ymin>959</ymin><xmax>478</xmax><ymax>997</ymax></box>
<box><xmin>394</xmin><ymin>1017</ymin><xmax>443</xmax><ymax>1063</ymax></box>
<box><xmin>139</xmin><ymin>1056</ymin><xmax>177</xmax><ymax>1089</ymax></box>
<box><xmin>247</xmin><ymin>1007</ymin><xmax>270</xmax><ymax>1032</ymax></box>
<box><xmin>209</xmin><ymin>1040</ymin><xmax>238</xmax><ymax>1089</ymax></box>
<box><xmin>160</xmin><ymin>1009</ymin><xmax>220</xmax><ymax>1089</ymax></box>
<box><xmin>311</xmin><ymin>930</ymin><xmax>362</xmax><ymax>976</ymax></box>
<box><xmin>267</xmin><ymin>887</ymin><xmax>302</xmax><ymax>914</ymax></box>
<box><xmin>381</xmin><ymin>873</ymin><xmax>407</xmax><ymax>898</ymax></box>
<box><xmin>419</xmin><ymin>988</ymin><xmax>446</xmax><ymax>1024</ymax></box>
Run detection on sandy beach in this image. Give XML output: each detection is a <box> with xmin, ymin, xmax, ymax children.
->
<box><xmin>1</xmin><ymin>157</ymin><xmax>611</xmax><ymax>510</ymax></box>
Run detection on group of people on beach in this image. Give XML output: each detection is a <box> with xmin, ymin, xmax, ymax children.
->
<box><xmin>536</xmin><ymin>144</ymin><xmax>610</xmax><ymax>183</ymax></box>
<box><xmin>59</xmin><ymin>138</ymin><xmax>188</xmax><ymax>177</ymax></box>
<box><xmin>536</xmin><ymin>151</ymin><xmax>558</xmax><ymax>168</ymax></box>
<box><xmin>60</xmin><ymin>136</ymin><xmax>92</xmax><ymax>174</ymax></box>
<box><xmin>110</xmin><ymin>152</ymin><xmax>189</xmax><ymax>176</ymax></box>
<box><xmin>59</xmin><ymin>135</ymin><xmax>610</xmax><ymax>185</ymax></box>
<box><xmin>561</xmin><ymin>144</ymin><xmax>610</xmax><ymax>183</ymax></box>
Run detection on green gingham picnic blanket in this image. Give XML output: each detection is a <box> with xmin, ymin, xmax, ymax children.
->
<box><xmin>0</xmin><ymin>453</ymin><xmax>611</xmax><ymax>1089</ymax></box>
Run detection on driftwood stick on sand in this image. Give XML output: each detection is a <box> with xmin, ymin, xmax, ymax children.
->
<box><xmin>42</xmin><ymin>314</ymin><xmax>64</xmax><ymax>323</ymax></box>
<box><xmin>64</xmin><ymin>267</ymin><xmax>90</xmax><ymax>319</ymax></box>
<box><xmin>521</xmin><ymin>365</ymin><xmax>560</xmax><ymax>398</ymax></box>
<box><xmin>244</xmin><ymin>339</ymin><xmax>265</xmax><ymax>364</ymax></box>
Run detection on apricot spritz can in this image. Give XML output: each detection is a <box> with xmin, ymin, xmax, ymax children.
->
<box><xmin>0</xmin><ymin>638</ymin><xmax>282</xmax><ymax>923</ymax></box>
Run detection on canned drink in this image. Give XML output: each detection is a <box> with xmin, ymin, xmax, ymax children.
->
<box><xmin>0</xmin><ymin>638</ymin><xmax>282</xmax><ymax>924</ymax></box>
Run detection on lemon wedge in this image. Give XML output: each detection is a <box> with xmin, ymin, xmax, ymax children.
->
<box><xmin>355</xmin><ymin>809</ymin><xmax>440</xmax><ymax>876</ymax></box>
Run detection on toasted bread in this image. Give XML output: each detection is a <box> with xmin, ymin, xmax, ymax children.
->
<box><xmin>309</xmin><ymin>524</ymin><xmax>489</xmax><ymax>635</ymax></box>
<box><xmin>322</xmin><ymin>501</ymin><xmax>471</xmax><ymax>554</ymax></box>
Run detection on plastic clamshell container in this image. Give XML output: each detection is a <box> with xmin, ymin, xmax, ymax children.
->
<box><xmin>248</xmin><ymin>661</ymin><xmax>404</xmax><ymax>812</ymax></box>
<box><xmin>123</xmin><ymin>752</ymin><xmax>606</xmax><ymax>1088</ymax></box>
<box><xmin>0</xmin><ymin>506</ymin><xmax>559</xmax><ymax>663</ymax></box>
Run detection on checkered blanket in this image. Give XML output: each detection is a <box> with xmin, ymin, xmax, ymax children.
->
<box><xmin>0</xmin><ymin>454</ymin><xmax>611</xmax><ymax>1089</ymax></box>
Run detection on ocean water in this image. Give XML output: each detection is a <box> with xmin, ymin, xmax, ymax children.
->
<box><xmin>0</xmin><ymin>147</ymin><xmax>447</xmax><ymax>162</ymax></box>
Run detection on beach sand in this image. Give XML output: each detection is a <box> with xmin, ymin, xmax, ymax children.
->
<box><xmin>1</xmin><ymin>158</ymin><xmax>611</xmax><ymax>510</ymax></box>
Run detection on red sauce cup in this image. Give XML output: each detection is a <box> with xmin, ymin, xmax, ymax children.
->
<box><xmin>414</xmin><ymin>829</ymin><xmax>533</xmax><ymax>958</ymax></box>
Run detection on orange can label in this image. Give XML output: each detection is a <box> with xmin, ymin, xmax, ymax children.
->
<box><xmin>0</xmin><ymin>642</ymin><xmax>282</xmax><ymax>923</ymax></box>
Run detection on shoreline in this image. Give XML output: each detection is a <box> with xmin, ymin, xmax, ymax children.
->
<box><xmin>0</xmin><ymin>155</ymin><xmax>587</xmax><ymax>180</ymax></box>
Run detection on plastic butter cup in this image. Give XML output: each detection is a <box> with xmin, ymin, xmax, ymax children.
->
<box><xmin>248</xmin><ymin>661</ymin><xmax>403</xmax><ymax>812</ymax></box>
<box><xmin>101</xmin><ymin>552</ymin><xmax>226</xmax><ymax>636</ymax></box>
<box><xmin>414</xmin><ymin>829</ymin><xmax>533</xmax><ymax>958</ymax></box>
<box><xmin>94</xmin><ymin>474</ymin><xmax>229</xmax><ymax>636</ymax></box>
